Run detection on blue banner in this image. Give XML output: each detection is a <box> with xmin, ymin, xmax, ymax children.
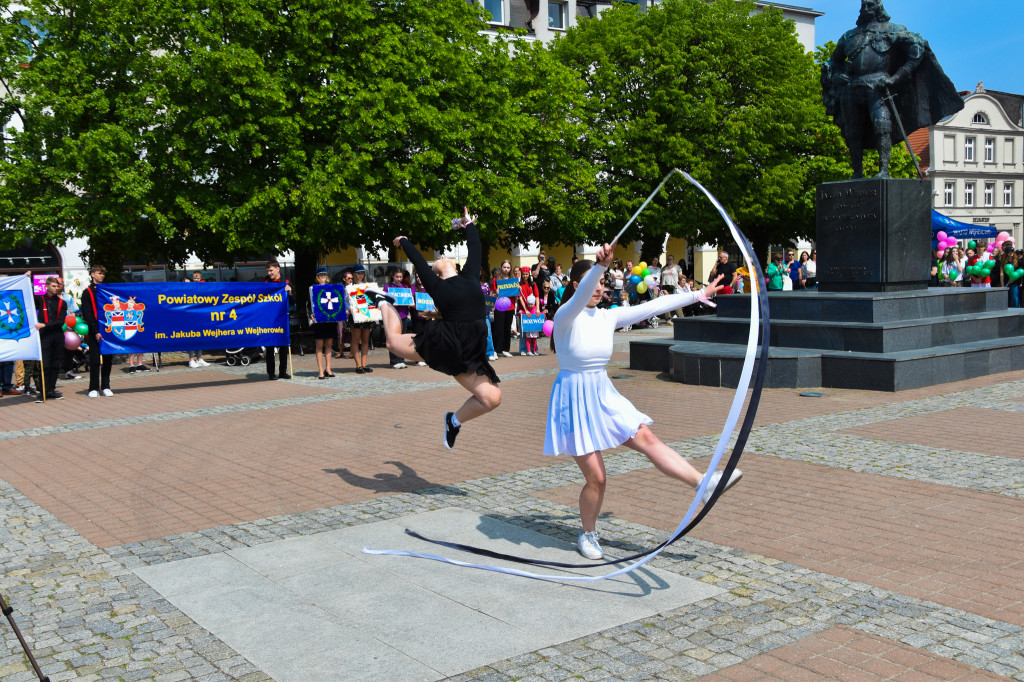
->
<box><xmin>387</xmin><ymin>287</ymin><xmax>415</xmax><ymax>307</ymax></box>
<box><xmin>496</xmin><ymin>278</ymin><xmax>520</xmax><ymax>297</ymax></box>
<box><xmin>521</xmin><ymin>314</ymin><xmax>545</xmax><ymax>332</ymax></box>
<box><xmin>311</xmin><ymin>284</ymin><xmax>347</xmax><ymax>323</ymax></box>
<box><xmin>932</xmin><ymin>210</ymin><xmax>997</xmax><ymax>239</ymax></box>
<box><xmin>415</xmin><ymin>292</ymin><xmax>436</xmax><ymax>312</ymax></box>
<box><xmin>96</xmin><ymin>283</ymin><xmax>290</xmax><ymax>354</ymax></box>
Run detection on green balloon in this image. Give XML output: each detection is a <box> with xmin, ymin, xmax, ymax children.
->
<box><xmin>62</xmin><ymin>323</ymin><xmax>68</xmax><ymax>331</ymax></box>
<box><xmin>968</xmin><ymin>240</ymin><xmax>977</xmax><ymax>249</ymax></box>
<box><xmin>1006</xmin><ymin>264</ymin><xmax>1016</xmax><ymax>276</ymax></box>
<box><xmin>74</xmin><ymin>321</ymin><xmax>89</xmax><ymax>336</ymax></box>
<box><xmin>983</xmin><ymin>260</ymin><xmax>995</xmax><ymax>271</ymax></box>
<box><xmin>641</xmin><ymin>268</ymin><xmax>651</xmax><ymax>278</ymax></box>
<box><xmin>1012</xmin><ymin>269</ymin><xmax>1024</xmax><ymax>282</ymax></box>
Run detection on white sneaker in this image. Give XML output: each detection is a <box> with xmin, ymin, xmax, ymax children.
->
<box><xmin>416</xmin><ymin>361</ymin><xmax>427</xmax><ymax>366</ymax></box>
<box><xmin>102</xmin><ymin>388</ymin><xmax>114</xmax><ymax>397</ymax></box>
<box><xmin>188</xmin><ymin>359</ymin><xmax>199</xmax><ymax>368</ymax></box>
<box><xmin>577</xmin><ymin>531</ymin><xmax>603</xmax><ymax>560</ymax></box>
<box><xmin>520</xmin><ymin>351</ymin><xmax>528</xmax><ymax>356</ymax></box>
<box><xmin>501</xmin><ymin>351</ymin><xmax>513</xmax><ymax>358</ymax></box>
<box><xmin>488</xmin><ymin>354</ymin><xmax>498</xmax><ymax>361</ymax></box>
<box><xmin>701</xmin><ymin>468</ymin><xmax>743</xmax><ymax>505</ymax></box>
<box><xmin>87</xmin><ymin>390</ymin><xmax>99</xmax><ymax>398</ymax></box>
<box><xmin>197</xmin><ymin>359</ymin><xmax>210</xmax><ymax>367</ymax></box>
<box><xmin>392</xmin><ymin>363</ymin><xmax>407</xmax><ymax>369</ymax></box>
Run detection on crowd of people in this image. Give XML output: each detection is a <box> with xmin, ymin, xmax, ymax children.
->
<box><xmin>930</xmin><ymin>241</ymin><xmax>1023</xmax><ymax>308</ymax></box>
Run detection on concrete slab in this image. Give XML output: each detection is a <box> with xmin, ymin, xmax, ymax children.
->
<box><xmin>134</xmin><ymin>508</ymin><xmax>723</xmax><ymax>681</ymax></box>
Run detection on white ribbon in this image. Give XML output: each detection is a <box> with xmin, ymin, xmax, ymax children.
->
<box><xmin>364</xmin><ymin>170</ymin><xmax>763</xmax><ymax>582</ymax></box>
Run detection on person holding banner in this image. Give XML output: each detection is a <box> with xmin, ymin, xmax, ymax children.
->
<box><xmin>384</xmin><ymin>267</ymin><xmax>414</xmax><ymax>369</ymax></box>
<box><xmin>347</xmin><ymin>265</ymin><xmax>374</xmax><ymax>373</ymax></box>
<box><xmin>79</xmin><ymin>265</ymin><xmax>114</xmax><ymax>397</ymax></box>
<box><xmin>521</xmin><ymin>294</ymin><xmax>541</xmax><ymax>356</ymax></box>
<box><xmin>490</xmin><ymin>260</ymin><xmax>516</xmax><ymax>357</ymax></box>
<box><xmin>369</xmin><ymin>207</ymin><xmax>501</xmax><ymax>450</ymax></box>
<box><xmin>545</xmin><ymin>242</ymin><xmax>740</xmax><ymax>560</ymax></box>
<box><xmin>33</xmin><ymin>276</ymin><xmax>66</xmax><ymax>401</ymax></box>
<box><xmin>264</xmin><ymin>260</ymin><xmax>292</xmax><ymax>380</ymax></box>
<box><xmin>308</xmin><ymin>268</ymin><xmax>336</xmax><ymax>379</ymax></box>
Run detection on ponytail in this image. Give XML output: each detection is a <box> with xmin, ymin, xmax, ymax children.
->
<box><xmin>551</xmin><ymin>259</ymin><xmax>594</xmax><ymax>354</ymax></box>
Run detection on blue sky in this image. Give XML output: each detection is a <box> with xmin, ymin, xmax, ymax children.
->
<box><xmin>810</xmin><ymin>0</ymin><xmax>1024</xmax><ymax>95</ymax></box>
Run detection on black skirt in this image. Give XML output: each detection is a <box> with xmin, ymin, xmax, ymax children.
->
<box><xmin>413</xmin><ymin>318</ymin><xmax>499</xmax><ymax>384</ymax></box>
<box><xmin>312</xmin><ymin>322</ymin><xmax>337</xmax><ymax>340</ymax></box>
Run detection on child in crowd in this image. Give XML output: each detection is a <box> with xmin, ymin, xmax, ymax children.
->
<box><xmin>521</xmin><ymin>294</ymin><xmax>541</xmax><ymax>356</ymax></box>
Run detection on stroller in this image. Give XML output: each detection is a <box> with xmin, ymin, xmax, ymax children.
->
<box><xmin>224</xmin><ymin>347</ymin><xmax>263</xmax><ymax>366</ymax></box>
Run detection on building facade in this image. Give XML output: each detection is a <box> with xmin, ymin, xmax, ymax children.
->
<box><xmin>913</xmin><ymin>83</ymin><xmax>1024</xmax><ymax>246</ymax></box>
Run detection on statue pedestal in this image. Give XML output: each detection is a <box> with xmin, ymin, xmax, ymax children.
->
<box><xmin>815</xmin><ymin>179</ymin><xmax>931</xmax><ymax>292</ymax></box>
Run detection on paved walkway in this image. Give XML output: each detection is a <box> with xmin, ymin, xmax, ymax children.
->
<box><xmin>1</xmin><ymin>330</ymin><xmax>1022</xmax><ymax>681</ymax></box>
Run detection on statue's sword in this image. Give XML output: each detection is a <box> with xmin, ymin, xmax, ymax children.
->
<box><xmin>882</xmin><ymin>86</ymin><xmax>924</xmax><ymax>180</ymax></box>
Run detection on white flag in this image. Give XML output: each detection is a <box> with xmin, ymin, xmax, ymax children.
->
<box><xmin>0</xmin><ymin>275</ymin><xmax>42</xmax><ymax>362</ymax></box>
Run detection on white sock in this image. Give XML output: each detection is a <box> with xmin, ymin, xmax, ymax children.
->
<box><xmin>450</xmin><ymin>413</ymin><xmax>462</xmax><ymax>428</ymax></box>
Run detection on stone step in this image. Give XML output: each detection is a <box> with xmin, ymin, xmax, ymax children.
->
<box><xmin>712</xmin><ymin>287</ymin><xmax>1011</xmax><ymax>323</ymax></box>
<box><xmin>630</xmin><ymin>336</ymin><xmax>1024</xmax><ymax>391</ymax></box>
<box><xmin>671</xmin><ymin>309</ymin><xmax>1024</xmax><ymax>353</ymax></box>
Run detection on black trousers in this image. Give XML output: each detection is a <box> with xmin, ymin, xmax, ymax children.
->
<box><xmin>266</xmin><ymin>345</ymin><xmax>289</xmax><ymax>376</ymax></box>
<box><xmin>88</xmin><ymin>338</ymin><xmax>113</xmax><ymax>391</ymax></box>
<box><xmin>491</xmin><ymin>309</ymin><xmax>515</xmax><ymax>353</ymax></box>
<box><xmin>40</xmin><ymin>331</ymin><xmax>63</xmax><ymax>395</ymax></box>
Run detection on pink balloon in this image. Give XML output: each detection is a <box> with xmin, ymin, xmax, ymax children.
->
<box><xmin>64</xmin><ymin>330</ymin><xmax>82</xmax><ymax>350</ymax></box>
<box><xmin>998</xmin><ymin>231</ymin><xmax>1011</xmax><ymax>241</ymax></box>
<box><xmin>542</xmin><ymin>319</ymin><xmax>554</xmax><ymax>337</ymax></box>
<box><xmin>987</xmin><ymin>243</ymin><xmax>995</xmax><ymax>253</ymax></box>
<box><xmin>936</xmin><ymin>231</ymin><xmax>948</xmax><ymax>241</ymax></box>
<box><xmin>935</xmin><ymin>249</ymin><xmax>945</xmax><ymax>258</ymax></box>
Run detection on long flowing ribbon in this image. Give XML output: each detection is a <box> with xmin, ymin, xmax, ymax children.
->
<box><xmin>364</xmin><ymin>170</ymin><xmax>770</xmax><ymax>581</ymax></box>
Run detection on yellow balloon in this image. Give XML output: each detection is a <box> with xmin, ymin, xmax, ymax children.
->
<box><xmin>636</xmin><ymin>282</ymin><xmax>648</xmax><ymax>294</ymax></box>
<box><xmin>638</xmin><ymin>262</ymin><xmax>648</xmax><ymax>271</ymax></box>
<box><xmin>632</xmin><ymin>266</ymin><xmax>642</xmax><ymax>276</ymax></box>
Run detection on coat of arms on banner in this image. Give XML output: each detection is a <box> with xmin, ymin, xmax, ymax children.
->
<box><xmin>104</xmin><ymin>296</ymin><xmax>146</xmax><ymax>341</ymax></box>
<box><xmin>311</xmin><ymin>284</ymin><xmax>347</xmax><ymax>323</ymax></box>
<box><xmin>0</xmin><ymin>290</ymin><xmax>30</xmax><ymax>341</ymax></box>
<box><xmin>346</xmin><ymin>284</ymin><xmax>383</xmax><ymax>324</ymax></box>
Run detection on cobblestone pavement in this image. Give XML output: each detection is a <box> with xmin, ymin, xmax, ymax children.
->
<box><xmin>1</xmin><ymin>328</ymin><xmax>1023</xmax><ymax>681</ymax></box>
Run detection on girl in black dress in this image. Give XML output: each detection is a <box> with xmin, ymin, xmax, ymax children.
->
<box><xmin>308</xmin><ymin>268</ymin><xmax>335</xmax><ymax>379</ymax></box>
<box><xmin>369</xmin><ymin>207</ymin><xmax>501</xmax><ymax>450</ymax></box>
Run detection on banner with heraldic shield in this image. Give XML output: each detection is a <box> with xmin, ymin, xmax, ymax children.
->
<box><xmin>104</xmin><ymin>296</ymin><xmax>146</xmax><ymax>341</ymax></box>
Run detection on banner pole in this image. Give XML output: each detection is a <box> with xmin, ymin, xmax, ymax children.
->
<box><xmin>288</xmin><ymin>347</ymin><xmax>294</xmax><ymax>379</ymax></box>
<box><xmin>39</xmin><ymin>362</ymin><xmax>46</xmax><ymax>403</ymax></box>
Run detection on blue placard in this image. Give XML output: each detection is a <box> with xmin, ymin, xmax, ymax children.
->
<box><xmin>415</xmin><ymin>292</ymin><xmax>436</xmax><ymax>312</ymax></box>
<box><xmin>311</xmin><ymin>284</ymin><xmax>347</xmax><ymax>323</ymax></box>
<box><xmin>521</xmin><ymin>314</ymin><xmax>545</xmax><ymax>332</ymax></box>
<box><xmin>96</xmin><ymin>282</ymin><xmax>290</xmax><ymax>354</ymax></box>
<box><xmin>496</xmin><ymin>278</ymin><xmax>520</xmax><ymax>297</ymax></box>
<box><xmin>388</xmin><ymin>287</ymin><xmax>414</xmax><ymax>306</ymax></box>
<box><xmin>484</xmin><ymin>295</ymin><xmax>496</xmax><ymax>312</ymax></box>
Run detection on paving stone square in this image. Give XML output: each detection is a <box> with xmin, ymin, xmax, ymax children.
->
<box><xmin>2</xmin><ymin>338</ymin><xmax>1023</xmax><ymax>681</ymax></box>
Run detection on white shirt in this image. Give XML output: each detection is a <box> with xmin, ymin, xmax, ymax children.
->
<box><xmin>553</xmin><ymin>264</ymin><xmax>699</xmax><ymax>373</ymax></box>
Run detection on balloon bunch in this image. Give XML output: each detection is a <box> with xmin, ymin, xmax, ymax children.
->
<box><xmin>1004</xmin><ymin>263</ymin><xmax>1024</xmax><ymax>282</ymax></box>
<box><xmin>965</xmin><ymin>259</ymin><xmax>996</xmax><ymax>278</ymax></box>
<box><xmin>993</xmin><ymin>231</ymin><xmax>1016</xmax><ymax>254</ymax></box>
<box><xmin>629</xmin><ymin>262</ymin><xmax>659</xmax><ymax>295</ymax></box>
<box><xmin>934</xmin><ymin>231</ymin><xmax>957</xmax><ymax>258</ymax></box>
<box><xmin>62</xmin><ymin>314</ymin><xmax>89</xmax><ymax>350</ymax></box>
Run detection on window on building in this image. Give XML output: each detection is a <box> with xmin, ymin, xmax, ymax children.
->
<box><xmin>984</xmin><ymin>138</ymin><xmax>995</xmax><ymax>162</ymax></box>
<box><xmin>965</xmin><ymin>137</ymin><xmax>975</xmax><ymax>162</ymax></box>
<box><xmin>548</xmin><ymin>1</ymin><xmax>566</xmax><ymax>29</ymax></box>
<box><xmin>964</xmin><ymin>182</ymin><xmax>975</xmax><ymax>207</ymax></box>
<box><xmin>481</xmin><ymin>0</ymin><xmax>503</xmax><ymax>23</ymax></box>
<box><xmin>972</xmin><ymin>112</ymin><xmax>988</xmax><ymax>124</ymax></box>
<box><xmin>1006</xmin><ymin>183</ymin><xmax>1015</xmax><ymax>207</ymax></box>
<box><xmin>944</xmin><ymin>182</ymin><xmax>954</xmax><ymax>206</ymax></box>
<box><xmin>984</xmin><ymin>182</ymin><xmax>994</xmax><ymax>207</ymax></box>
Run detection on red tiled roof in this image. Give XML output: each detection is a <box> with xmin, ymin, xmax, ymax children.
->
<box><xmin>906</xmin><ymin>127</ymin><xmax>930</xmax><ymax>172</ymax></box>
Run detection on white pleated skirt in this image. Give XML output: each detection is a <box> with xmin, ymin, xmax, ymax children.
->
<box><xmin>544</xmin><ymin>369</ymin><xmax>652</xmax><ymax>456</ymax></box>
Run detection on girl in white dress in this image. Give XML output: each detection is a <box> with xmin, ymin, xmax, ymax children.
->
<box><xmin>545</xmin><ymin>240</ymin><xmax>742</xmax><ymax>559</ymax></box>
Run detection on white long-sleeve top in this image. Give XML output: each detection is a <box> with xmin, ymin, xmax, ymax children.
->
<box><xmin>552</xmin><ymin>263</ymin><xmax>701</xmax><ymax>373</ymax></box>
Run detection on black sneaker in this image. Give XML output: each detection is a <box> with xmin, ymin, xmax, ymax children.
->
<box><xmin>363</xmin><ymin>366</ymin><xmax>373</xmax><ymax>373</ymax></box>
<box><xmin>136</xmin><ymin>364</ymin><xmax>151</xmax><ymax>372</ymax></box>
<box><xmin>51</xmin><ymin>391</ymin><xmax>63</xmax><ymax>400</ymax></box>
<box><xmin>443</xmin><ymin>412</ymin><xmax>460</xmax><ymax>450</ymax></box>
<box><xmin>268</xmin><ymin>374</ymin><xmax>278</xmax><ymax>380</ymax></box>
<box><xmin>365</xmin><ymin>289</ymin><xmax>396</xmax><ymax>306</ymax></box>
<box><xmin>279</xmin><ymin>373</ymin><xmax>291</xmax><ymax>380</ymax></box>
<box><xmin>127</xmin><ymin>366</ymin><xmax>136</xmax><ymax>374</ymax></box>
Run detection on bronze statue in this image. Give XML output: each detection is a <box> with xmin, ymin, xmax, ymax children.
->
<box><xmin>822</xmin><ymin>0</ymin><xmax>963</xmax><ymax>179</ymax></box>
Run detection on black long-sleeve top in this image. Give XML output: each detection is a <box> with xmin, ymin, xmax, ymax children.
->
<box><xmin>399</xmin><ymin>222</ymin><xmax>485</xmax><ymax>322</ymax></box>
<box><xmin>80</xmin><ymin>284</ymin><xmax>102</xmax><ymax>335</ymax></box>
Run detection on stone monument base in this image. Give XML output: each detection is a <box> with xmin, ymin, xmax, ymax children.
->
<box><xmin>630</xmin><ymin>288</ymin><xmax>1024</xmax><ymax>391</ymax></box>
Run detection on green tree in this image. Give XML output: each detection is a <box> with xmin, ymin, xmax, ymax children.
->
<box><xmin>1</xmin><ymin>0</ymin><xmax>592</xmax><ymax>274</ymax></box>
<box><xmin>548</xmin><ymin>0</ymin><xmax>857</xmax><ymax>260</ymax></box>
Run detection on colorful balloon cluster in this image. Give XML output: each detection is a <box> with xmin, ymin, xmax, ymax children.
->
<box><xmin>934</xmin><ymin>231</ymin><xmax>957</xmax><ymax>258</ymax></box>
<box><xmin>62</xmin><ymin>314</ymin><xmax>89</xmax><ymax>350</ymax></box>
<box><xmin>629</xmin><ymin>262</ymin><xmax>659</xmax><ymax>295</ymax></box>
<box><xmin>965</xmin><ymin>259</ymin><xmax>996</xmax><ymax>278</ymax></box>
